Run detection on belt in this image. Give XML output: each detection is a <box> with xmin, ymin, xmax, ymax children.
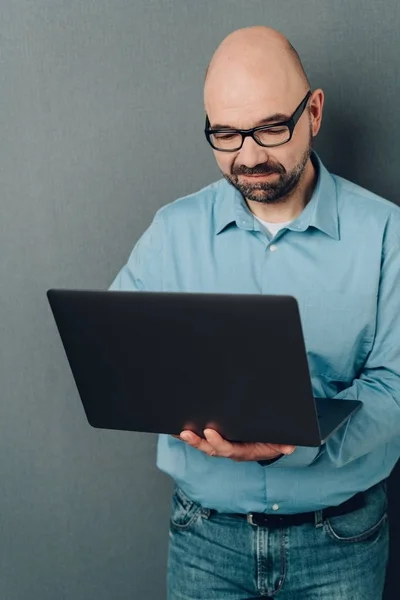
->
<box><xmin>219</xmin><ymin>490</ymin><xmax>366</xmax><ymax>528</ymax></box>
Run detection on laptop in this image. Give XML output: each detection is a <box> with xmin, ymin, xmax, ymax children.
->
<box><xmin>47</xmin><ymin>289</ymin><xmax>361</xmax><ymax>447</ymax></box>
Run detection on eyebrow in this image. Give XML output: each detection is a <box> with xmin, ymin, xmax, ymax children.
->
<box><xmin>210</xmin><ymin>113</ymin><xmax>290</xmax><ymax>130</ymax></box>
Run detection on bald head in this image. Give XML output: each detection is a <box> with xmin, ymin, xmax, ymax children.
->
<box><xmin>202</xmin><ymin>27</ymin><xmax>324</xmax><ymax>211</ymax></box>
<box><xmin>204</xmin><ymin>26</ymin><xmax>310</xmax><ymax>122</ymax></box>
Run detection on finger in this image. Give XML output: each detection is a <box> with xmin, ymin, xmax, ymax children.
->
<box><xmin>276</xmin><ymin>444</ymin><xmax>296</xmax><ymax>455</ymax></box>
<box><xmin>203</xmin><ymin>431</ymin><xmax>296</xmax><ymax>461</ymax></box>
<box><xmin>203</xmin><ymin>431</ymin><xmax>263</xmax><ymax>461</ymax></box>
<box><xmin>248</xmin><ymin>443</ymin><xmax>296</xmax><ymax>460</ymax></box>
<box><xmin>179</xmin><ymin>430</ymin><xmax>296</xmax><ymax>462</ymax></box>
<box><xmin>204</xmin><ymin>432</ymin><xmax>295</xmax><ymax>458</ymax></box>
<box><xmin>248</xmin><ymin>443</ymin><xmax>296</xmax><ymax>461</ymax></box>
<box><xmin>203</xmin><ymin>429</ymin><xmax>235</xmax><ymax>457</ymax></box>
<box><xmin>180</xmin><ymin>430</ymin><xmax>218</xmax><ymax>456</ymax></box>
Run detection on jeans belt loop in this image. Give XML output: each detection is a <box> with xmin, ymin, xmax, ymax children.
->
<box><xmin>314</xmin><ymin>509</ymin><xmax>324</xmax><ymax>528</ymax></box>
<box><xmin>247</xmin><ymin>514</ymin><xmax>255</xmax><ymax>526</ymax></box>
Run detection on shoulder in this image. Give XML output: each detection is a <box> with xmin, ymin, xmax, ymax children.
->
<box><xmin>333</xmin><ymin>174</ymin><xmax>400</xmax><ymax>241</ymax></box>
<box><xmin>334</xmin><ymin>174</ymin><xmax>400</xmax><ymax>220</ymax></box>
<box><xmin>133</xmin><ymin>179</ymin><xmax>228</xmax><ymax>255</ymax></box>
<box><xmin>154</xmin><ymin>179</ymin><xmax>227</xmax><ymax>223</ymax></box>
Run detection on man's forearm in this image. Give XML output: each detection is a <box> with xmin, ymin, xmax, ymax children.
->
<box><xmin>262</xmin><ymin>370</ymin><xmax>400</xmax><ymax>470</ymax></box>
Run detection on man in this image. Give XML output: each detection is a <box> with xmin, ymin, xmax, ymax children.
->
<box><xmin>110</xmin><ymin>26</ymin><xmax>400</xmax><ymax>600</ymax></box>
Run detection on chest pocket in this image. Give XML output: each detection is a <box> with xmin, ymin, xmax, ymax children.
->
<box><xmin>300</xmin><ymin>292</ymin><xmax>376</xmax><ymax>382</ymax></box>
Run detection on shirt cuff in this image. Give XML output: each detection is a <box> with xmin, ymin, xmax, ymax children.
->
<box><xmin>257</xmin><ymin>445</ymin><xmax>322</xmax><ymax>468</ymax></box>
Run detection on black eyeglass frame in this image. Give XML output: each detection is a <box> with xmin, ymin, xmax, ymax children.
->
<box><xmin>204</xmin><ymin>90</ymin><xmax>312</xmax><ymax>152</ymax></box>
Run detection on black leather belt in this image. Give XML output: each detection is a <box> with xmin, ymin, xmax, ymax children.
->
<box><xmin>223</xmin><ymin>490</ymin><xmax>366</xmax><ymax>528</ymax></box>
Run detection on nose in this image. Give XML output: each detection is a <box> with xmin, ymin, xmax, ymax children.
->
<box><xmin>237</xmin><ymin>135</ymin><xmax>268</xmax><ymax>169</ymax></box>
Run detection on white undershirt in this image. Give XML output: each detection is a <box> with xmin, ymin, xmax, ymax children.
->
<box><xmin>254</xmin><ymin>215</ymin><xmax>292</xmax><ymax>237</ymax></box>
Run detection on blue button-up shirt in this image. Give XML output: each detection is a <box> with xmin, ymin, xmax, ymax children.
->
<box><xmin>110</xmin><ymin>153</ymin><xmax>400</xmax><ymax>514</ymax></box>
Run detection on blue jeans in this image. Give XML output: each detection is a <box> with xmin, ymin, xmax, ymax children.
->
<box><xmin>167</xmin><ymin>481</ymin><xmax>389</xmax><ymax>599</ymax></box>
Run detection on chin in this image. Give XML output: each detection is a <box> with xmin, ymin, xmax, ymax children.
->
<box><xmin>250</xmin><ymin>196</ymin><xmax>284</xmax><ymax>205</ymax></box>
<box><xmin>245</xmin><ymin>188</ymin><xmax>280</xmax><ymax>203</ymax></box>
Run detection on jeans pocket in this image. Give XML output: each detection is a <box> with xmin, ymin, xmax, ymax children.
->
<box><xmin>323</xmin><ymin>481</ymin><xmax>388</xmax><ymax>543</ymax></box>
<box><xmin>170</xmin><ymin>486</ymin><xmax>203</xmax><ymax>530</ymax></box>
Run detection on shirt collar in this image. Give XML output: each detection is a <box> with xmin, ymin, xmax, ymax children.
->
<box><xmin>214</xmin><ymin>152</ymin><xmax>340</xmax><ymax>240</ymax></box>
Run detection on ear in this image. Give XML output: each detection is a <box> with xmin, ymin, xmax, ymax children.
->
<box><xmin>309</xmin><ymin>89</ymin><xmax>324</xmax><ymax>137</ymax></box>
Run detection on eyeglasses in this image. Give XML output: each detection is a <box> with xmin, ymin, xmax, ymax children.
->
<box><xmin>204</xmin><ymin>91</ymin><xmax>312</xmax><ymax>152</ymax></box>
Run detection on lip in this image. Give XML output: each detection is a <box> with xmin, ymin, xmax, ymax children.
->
<box><xmin>240</xmin><ymin>172</ymin><xmax>277</xmax><ymax>179</ymax></box>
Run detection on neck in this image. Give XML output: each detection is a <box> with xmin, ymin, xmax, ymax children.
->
<box><xmin>246</xmin><ymin>158</ymin><xmax>317</xmax><ymax>223</ymax></box>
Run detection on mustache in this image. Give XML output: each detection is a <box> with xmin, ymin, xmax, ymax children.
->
<box><xmin>232</xmin><ymin>162</ymin><xmax>286</xmax><ymax>176</ymax></box>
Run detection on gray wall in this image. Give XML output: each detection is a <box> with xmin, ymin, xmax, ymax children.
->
<box><xmin>1</xmin><ymin>1</ymin><xmax>399</xmax><ymax>599</ymax></box>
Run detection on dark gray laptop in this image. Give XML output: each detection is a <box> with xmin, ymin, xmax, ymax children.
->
<box><xmin>47</xmin><ymin>290</ymin><xmax>361</xmax><ymax>447</ymax></box>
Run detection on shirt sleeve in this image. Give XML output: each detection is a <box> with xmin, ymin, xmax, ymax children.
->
<box><xmin>323</xmin><ymin>210</ymin><xmax>400</xmax><ymax>467</ymax></box>
<box><xmin>109</xmin><ymin>212</ymin><xmax>164</xmax><ymax>292</ymax></box>
<box><xmin>262</xmin><ymin>208</ymin><xmax>400</xmax><ymax>469</ymax></box>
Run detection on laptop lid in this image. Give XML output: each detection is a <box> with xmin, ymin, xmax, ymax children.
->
<box><xmin>47</xmin><ymin>289</ymin><xmax>323</xmax><ymax>446</ymax></box>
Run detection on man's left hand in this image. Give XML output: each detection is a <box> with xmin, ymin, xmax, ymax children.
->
<box><xmin>175</xmin><ymin>429</ymin><xmax>296</xmax><ymax>462</ymax></box>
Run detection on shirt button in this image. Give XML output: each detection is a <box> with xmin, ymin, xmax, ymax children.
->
<box><xmin>270</xmin><ymin>244</ymin><xmax>277</xmax><ymax>252</ymax></box>
<box><xmin>272</xmin><ymin>503</ymin><xmax>280</xmax><ymax>511</ymax></box>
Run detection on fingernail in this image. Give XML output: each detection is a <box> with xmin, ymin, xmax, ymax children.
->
<box><xmin>180</xmin><ymin>433</ymin><xmax>191</xmax><ymax>442</ymax></box>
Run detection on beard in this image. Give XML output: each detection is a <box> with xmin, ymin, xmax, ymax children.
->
<box><xmin>223</xmin><ymin>130</ymin><xmax>313</xmax><ymax>204</ymax></box>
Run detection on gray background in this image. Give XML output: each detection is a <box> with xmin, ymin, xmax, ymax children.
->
<box><xmin>0</xmin><ymin>1</ymin><xmax>399</xmax><ymax>598</ymax></box>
